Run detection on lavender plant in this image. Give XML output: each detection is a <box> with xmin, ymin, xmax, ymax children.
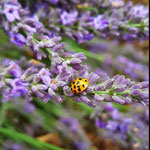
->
<box><xmin>29</xmin><ymin>0</ymin><xmax>149</xmax><ymax>43</ymax></box>
<box><xmin>0</xmin><ymin>0</ymin><xmax>149</xmax><ymax>150</ymax></box>
<box><xmin>0</xmin><ymin>57</ymin><xmax>149</xmax><ymax>106</ymax></box>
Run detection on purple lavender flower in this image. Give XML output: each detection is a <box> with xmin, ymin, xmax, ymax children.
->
<box><xmin>77</xmin><ymin>33</ymin><xmax>94</xmax><ymax>44</ymax></box>
<box><xmin>11</xmin><ymin>78</ymin><xmax>29</xmax><ymax>97</ymax></box>
<box><xmin>93</xmin><ymin>15</ymin><xmax>109</xmax><ymax>30</ymax></box>
<box><xmin>60</xmin><ymin>11</ymin><xmax>78</xmax><ymax>25</ymax></box>
<box><xmin>2</xmin><ymin>3</ymin><xmax>20</xmax><ymax>22</ymax></box>
<box><xmin>63</xmin><ymin>86</ymin><xmax>74</xmax><ymax>97</ymax></box>
<box><xmin>106</xmin><ymin>121</ymin><xmax>119</xmax><ymax>131</ymax></box>
<box><xmin>72</xmin><ymin>53</ymin><xmax>87</xmax><ymax>62</ymax></box>
<box><xmin>70</xmin><ymin>58</ymin><xmax>82</xmax><ymax>70</ymax></box>
<box><xmin>36</xmin><ymin>68</ymin><xmax>52</xmax><ymax>85</ymax></box>
<box><xmin>10</xmin><ymin>32</ymin><xmax>26</xmax><ymax>47</ymax></box>
<box><xmin>8</xmin><ymin>61</ymin><xmax>22</xmax><ymax>78</ymax></box>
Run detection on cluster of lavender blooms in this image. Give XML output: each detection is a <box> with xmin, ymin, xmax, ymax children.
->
<box><xmin>0</xmin><ymin>0</ymin><xmax>149</xmax><ymax>74</ymax></box>
<box><xmin>0</xmin><ymin>0</ymin><xmax>149</xmax><ymax>52</ymax></box>
<box><xmin>93</xmin><ymin>103</ymin><xmax>149</xmax><ymax>150</ymax></box>
<box><xmin>0</xmin><ymin>0</ymin><xmax>61</xmax><ymax>59</ymax></box>
<box><xmin>0</xmin><ymin>0</ymin><xmax>148</xmax><ymax>107</ymax></box>
<box><xmin>24</xmin><ymin>0</ymin><xmax>149</xmax><ymax>43</ymax></box>
<box><xmin>0</xmin><ymin>56</ymin><xmax>149</xmax><ymax>107</ymax></box>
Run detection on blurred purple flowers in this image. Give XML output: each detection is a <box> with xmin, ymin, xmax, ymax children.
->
<box><xmin>114</xmin><ymin>56</ymin><xmax>149</xmax><ymax>81</ymax></box>
<box><xmin>10</xmin><ymin>32</ymin><xmax>26</xmax><ymax>47</ymax></box>
<box><xmin>94</xmin><ymin>103</ymin><xmax>149</xmax><ymax>149</ymax></box>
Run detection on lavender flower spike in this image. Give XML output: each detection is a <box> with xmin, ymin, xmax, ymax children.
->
<box><xmin>0</xmin><ymin>58</ymin><xmax>149</xmax><ymax>107</ymax></box>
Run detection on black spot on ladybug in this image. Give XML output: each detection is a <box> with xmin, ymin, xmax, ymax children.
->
<box><xmin>77</xmin><ymin>86</ymin><xmax>80</xmax><ymax>88</ymax></box>
<box><xmin>79</xmin><ymin>78</ymin><xmax>82</xmax><ymax>80</ymax></box>
<box><xmin>74</xmin><ymin>85</ymin><xmax>76</xmax><ymax>88</ymax></box>
<box><xmin>77</xmin><ymin>81</ymin><xmax>80</xmax><ymax>85</ymax></box>
<box><xmin>85</xmin><ymin>80</ymin><xmax>88</xmax><ymax>82</ymax></box>
<box><xmin>78</xmin><ymin>88</ymin><xmax>81</xmax><ymax>92</ymax></box>
<box><xmin>82</xmin><ymin>84</ymin><xmax>85</xmax><ymax>88</ymax></box>
<box><xmin>73</xmin><ymin>82</ymin><xmax>75</xmax><ymax>84</ymax></box>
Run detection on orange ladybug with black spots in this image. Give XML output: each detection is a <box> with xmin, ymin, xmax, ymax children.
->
<box><xmin>71</xmin><ymin>78</ymin><xmax>89</xmax><ymax>94</ymax></box>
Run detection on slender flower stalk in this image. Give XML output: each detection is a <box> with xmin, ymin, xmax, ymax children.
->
<box><xmin>0</xmin><ymin>58</ymin><xmax>149</xmax><ymax>107</ymax></box>
<box><xmin>0</xmin><ymin>0</ymin><xmax>149</xmax><ymax>58</ymax></box>
<box><xmin>30</xmin><ymin>0</ymin><xmax>149</xmax><ymax>42</ymax></box>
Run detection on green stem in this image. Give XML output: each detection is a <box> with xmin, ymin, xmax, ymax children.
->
<box><xmin>93</xmin><ymin>91</ymin><xmax>110</xmax><ymax>95</ymax></box>
<box><xmin>121</xmin><ymin>21</ymin><xmax>146</xmax><ymax>31</ymax></box>
<box><xmin>93</xmin><ymin>90</ymin><xmax>130</xmax><ymax>96</ymax></box>
<box><xmin>0</xmin><ymin>102</ymin><xmax>12</xmax><ymax>126</ymax></box>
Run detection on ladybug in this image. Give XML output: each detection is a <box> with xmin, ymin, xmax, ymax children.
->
<box><xmin>71</xmin><ymin>77</ymin><xmax>89</xmax><ymax>94</ymax></box>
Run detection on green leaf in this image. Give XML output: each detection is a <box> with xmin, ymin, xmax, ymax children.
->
<box><xmin>34</xmin><ymin>98</ymin><xmax>62</xmax><ymax>116</ymax></box>
<box><xmin>0</xmin><ymin>97</ymin><xmax>13</xmax><ymax>127</ymax></box>
<box><xmin>0</xmin><ymin>104</ymin><xmax>10</xmax><ymax>126</ymax></box>
<box><xmin>0</xmin><ymin>127</ymin><xmax>65</xmax><ymax>150</ymax></box>
<box><xmin>112</xmin><ymin>103</ymin><xmax>131</xmax><ymax>112</ymax></box>
<box><xmin>62</xmin><ymin>38</ymin><xmax>104</xmax><ymax>62</ymax></box>
<box><xmin>80</xmin><ymin>6</ymin><xmax>95</xmax><ymax>11</ymax></box>
<box><xmin>0</xmin><ymin>30</ymin><xmax>9</xmax><ymax>45</ymax></box>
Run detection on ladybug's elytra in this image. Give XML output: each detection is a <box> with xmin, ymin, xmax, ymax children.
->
<box><xmin>71</xmin><ymin>78</ymin><xmax>89</xmax><ymax>94</ymax></box>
